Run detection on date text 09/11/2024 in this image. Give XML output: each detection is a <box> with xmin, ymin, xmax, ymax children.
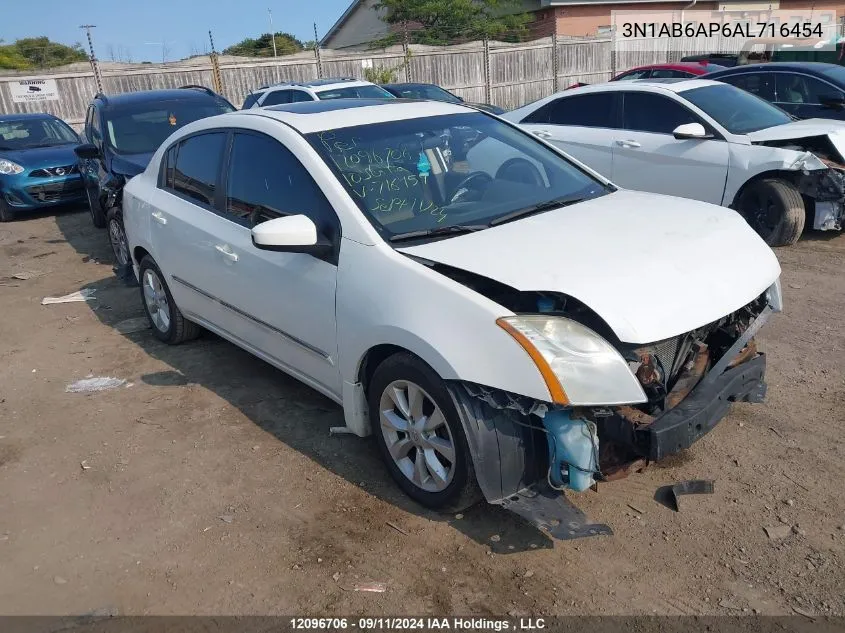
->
<box><xmin>289</xmin><ymin>617</ymin><xmax>548</xmax><ymax>630</ymax></box>
<box><xmin>621</xmin><ymin>21</ymin><xmax>825</xmax><ymax>39</ymax></box>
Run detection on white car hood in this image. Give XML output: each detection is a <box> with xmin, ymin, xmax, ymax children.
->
<box><xmin>398</xmin><ymin>190</ymin><xmax>780</xmax><ymax>344</ymax></box>
<box><xmin>747</xmin><ymin>119</ymin><xmax>845</xmax><ymax>162</ymax></box>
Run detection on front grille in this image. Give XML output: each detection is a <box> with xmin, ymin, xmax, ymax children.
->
<box><xmin>29</xmin><ymin>164</ymin><xmax>78</xmax><ymax>178</ymax></box>
<box><xmin>26</xmin><ymin>180</ymin><xmax>84</xmax><ymax>202</ymax></box>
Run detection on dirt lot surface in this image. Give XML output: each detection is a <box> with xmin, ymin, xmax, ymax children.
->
<box><xmin>0</xmin><ymin>206</ymin><xmax>843</xmax><ymax>617</ymax></box>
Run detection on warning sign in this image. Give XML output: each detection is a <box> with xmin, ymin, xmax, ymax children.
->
<box><xmin>8</xmin><ymin>79</ymin><xmax>60</xmax><ymax>103</ymax></box>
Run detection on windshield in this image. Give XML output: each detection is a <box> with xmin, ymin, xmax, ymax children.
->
<box><xmin>0</xmin><ymin>117</ymin><xmax>78</xmax><ymax>150</ymax></box>
<box><xmin>681</xmin><ymin>84</ymin><xmax>792</xmax><ymax>134</ymax></box>
<box><xmin>104</xmin><ymin>98</ymin><xmax>234</xmax><ymax>154</ymax></box>
<box><xmin>306</xmin><ymin>112</ymin><xmax>609</xmax><ymax>241</ymax></box>
<box><xmin>316</xmin><ymin>85</ymin><xmax>395</xmax><ymax>100</ymax></box>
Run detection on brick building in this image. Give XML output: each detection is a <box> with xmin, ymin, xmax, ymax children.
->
<box><xmin>320</xmin><ymin>0</ymin><xmax>843</xmax><ymax>48</ymax></box>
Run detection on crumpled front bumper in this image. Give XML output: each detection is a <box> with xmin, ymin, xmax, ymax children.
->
<box><xmin>602</xmin><ymin>353</ymin><xmax>766</xmax><ymax>462</ymax></box>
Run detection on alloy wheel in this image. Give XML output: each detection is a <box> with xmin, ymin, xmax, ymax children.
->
<box><xmin>142</xmin><ymin>268</ymin><xmax>171</xmax><ymax>334</ymax></box>
<box><xmin>378</xmin><ymin>380</ymin><xmax>456</xmax><ymax>493</ymax></box>
<box><xmin>109</xmin><ymin>216</ymin><xmax>130</xmax><ymax>267</ymax></box>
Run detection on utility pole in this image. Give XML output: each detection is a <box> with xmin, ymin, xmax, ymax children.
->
<box><xmin>209</xmin><ymin>30</ymin><xmax>224</xmax><ymax>95</ymax></box>
<box><xmin>80</xmin><ymin>24</ymin><xmax>104</xmax><ymax>94</ymax></box>
<box><xmin>313</xmin><ymin>22</ymin><xmax>323</xmax><ymax>78</ymax></box>
<box><xmin>268</xmin><ymin>8</ymin><xmax>278</xmax><ymax>57</ymax></box>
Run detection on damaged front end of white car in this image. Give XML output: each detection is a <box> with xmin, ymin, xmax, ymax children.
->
<box><xmin>442</xmin><ymin>281</ymin><xmax>783</xmax><ymax>539</ymax></box>
<box><xmin>749</xmin><ymin>126</ymin><xmax>845</xmax><ymax>232</ymax></box>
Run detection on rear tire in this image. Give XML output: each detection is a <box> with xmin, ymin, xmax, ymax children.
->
<box><xmin>737</xmin><ymin>178</ymin><xmax>805</xmax><ymax>246</ymax></box>
<box><xmin>138</xmin><ymin>255</ymin><xmax>200</xmax><ymax>345</ymax></box>
<box><xmin>368</xmin><ymin>352</ymin><xmax>482</xmax><ymax>512</ymax></box>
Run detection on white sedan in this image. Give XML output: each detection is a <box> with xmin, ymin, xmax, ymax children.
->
<box><xmin>123</xmin><ymin>99</ymin><xmax>782</xmax><ymax>534</ymax></box>
<box><xmin>504</xmin><ymin>79</ymin><xmax>845</xmax><ymax>246</ymax></box>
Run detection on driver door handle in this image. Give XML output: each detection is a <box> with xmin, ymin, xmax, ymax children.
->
<box><xmin>615</xmin><ymin>139</ymin><xmax>641</xmax><ymax>148</ymax></box>
<box><xmin>214</xmin><ymin>243</ymin><xmax>239</xmax><ymax>262</ymax></box>
<box><xmin>151</xmin><ymin>210</ymin><xmax>167</xmax><ymax>225</ymax></box>
<box><xmin>532</xmin><ymin>129</ymin><xmax>553</xmax><ymax>139</ymax></box>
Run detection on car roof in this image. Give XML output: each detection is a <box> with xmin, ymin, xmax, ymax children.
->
<box><xmin>381</xmin><ymin>82</ymin><xmax>437</xmax><ymax>89</ymax></box>
<box><xmin>0</xmin><ymin>112</ymin><xmax>58</xmax><ymax>122</ymax></box>
<box><xmin>625</xmin><ymin>62</ymin><xmax>721</xmax><ymax>72</ymax></box>
<box><xmin>97</xmin><ymin>88</ymin><xmax>225</xmax><ymax>107</ymax></box>
<box><xmin>253</xmin><ymin>78</ymin><xmax>375</xmax><ymax>93</ymax></box>
<box><xmin>226</xmin><ymin>98</ymin><xmax>473</xmax><ymax>133</ymax></box>
<box><xmin>568</xmin><ymin>78</ymin><xmax>719</xmax><ymax>94</ymax></box>
<box><xmin>706</xmin><ymin>61</ymin><xmax>843</xmax><ymax>76</ymax></box>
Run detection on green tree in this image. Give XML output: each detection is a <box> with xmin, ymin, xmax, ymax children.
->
<box><xmin>223</xmin><ymin>32</ymin><xmax>305</xmax><ymax>57</ymax></box>
<box><xmin>13</xmin><ymin>37</ymin><xmax>87</xmax><ymax>68</ymax></box>
<box><xmin>374</xmin><ymin>0</ymin><xmax>530</xmax><ymax>45</ymax></box>
<box><xmin>0</xmin><ymin>37</ymin><xmax>87</xmax><ymax>70</ymax></box>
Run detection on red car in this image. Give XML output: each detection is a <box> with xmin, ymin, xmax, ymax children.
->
<box><xmin>564</xmin><ymin>61</ymin><xmax>726</xmax><ymax>90</ymax></box>
<box><xmin>611</xmin><ymin>61</ymin><xmax>727</xmax><ymax>80</ymax></box>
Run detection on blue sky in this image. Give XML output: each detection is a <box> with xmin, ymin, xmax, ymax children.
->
<box><xmin>2</xmin><ymin>0</ymin><xmax>353</xmax><ymax>62</ymax></box>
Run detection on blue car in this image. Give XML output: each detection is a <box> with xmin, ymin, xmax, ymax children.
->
<box><xmin>0</xmin><ymin>113</ymin><xmax>84</xmax><ymax>222</ymax></box>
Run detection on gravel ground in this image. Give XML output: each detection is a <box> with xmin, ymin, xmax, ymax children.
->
<box><xmin>0</xmin><ymin>206</ymin><xmax>843</xmax><ymax>617</ymax></box>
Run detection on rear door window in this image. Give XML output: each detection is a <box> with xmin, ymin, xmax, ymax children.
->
<box><xmin>262</xmin><ymin>90</ymin><xmax>293</xmax><ymax>106</ymax></box>
<box><xmin>621</xmin><ymin>92</ymin><xmax>701</xmax><ymax>134</ymax></box>
<box><xmin>289</xmin><ymin>90</ymin><xmax>315</xmax><ymax>103</ymax></box>
<box><xmin>718</xmin><ymin>72</ymin><xmax>775</xmax><ymax>101</ymax></box>
<box><xmin>170</xmin><ymin>132</ymin><xmax>226</xmax><ymax>207</ymax></box>
<box><xmin>523</xmin><ymin>93</ymin><xmax>617</xmax><ymax>128</ymax></box>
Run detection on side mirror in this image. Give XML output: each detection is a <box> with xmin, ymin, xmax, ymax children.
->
<box><xmin>819</xmin><ymin>94</ymin><xmax>845</xmax><ymax>110</ymax></box>
<box><xmin>673</xmin><ymin>122</ymin><xmax>711</xmax><ymax>140</ymax></box>
<box><xmin>251</xmin><ymin>214</ymin><xmax>332</xmax><ymax>255</ymax></box>
<box><xmin>74</xmin><ymin>143</ymin><xmax>100</xmax><ymax>159</ymax></box>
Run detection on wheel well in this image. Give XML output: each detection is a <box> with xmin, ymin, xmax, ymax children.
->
<box><xmin>133</xmin><ymin>246</ymin><xmax>150</xmax><ymax>266</ymax></box>
<box><xmin>357</xmin><ymin>344</ymin><xmax>418</xmax><ymax>394</ymax></box>
<box><xmin>730</xmin><ymin>170</ymin><xmax>802</xmax><ymax>208</ymax></box>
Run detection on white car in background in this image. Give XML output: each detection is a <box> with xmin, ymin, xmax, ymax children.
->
<box><xmin>504</xmin><ymin>79</ymin><xmax>845</xmax><ymax>246</ymax></box>
<box><xmin>241</xmin><ymin>77</ymin><xmax>395</xmax><ymax>108</ymax></box>
<box><xmin>122</xmin><ymin>99</ymin><xmax>781</xmax><ymax>536</ymax></box>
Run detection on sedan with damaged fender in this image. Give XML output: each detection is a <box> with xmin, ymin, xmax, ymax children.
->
<box><xmin>506</xmin><ymin>79</ymin><xmax>845</xmax><ymax>246</ymax></box>
<box><xmin>122</xmin><ymin>99</ymin><xmax>782</xmax><ymax>537</ymax></box>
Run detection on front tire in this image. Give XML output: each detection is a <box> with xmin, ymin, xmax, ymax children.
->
<box><xmin>737</xmin><ymin>178</ymin><xmax>805</xmax><ymax>247</ymax></box>
<box><xmin>138</xmin><ymin>255</ymin><xmax>200</xmax><ymax>344</ymax></box>
<box><xmin>86</xmin><ymin>188</ymin><xmax>107</xmax><ymax>228</ymax></box>
<box><xmin>0</xmin><ymin>199</ymin><xmax>13</xmax><ymax>223</ymax></box>
<box><xmin>107</xmin><ymin>206</ymin><xmax>131</xmax><ymax>267</ymax></box>
<box><xmin>368</xmin><ymin>353</ymin><xmax>482</xmax><ymax>512</ymax></box>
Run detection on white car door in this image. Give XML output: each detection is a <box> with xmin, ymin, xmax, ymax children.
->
<box><xmin>610</xmin><ymin>90</ymin><xmax>730</xmax><ymax>205</ymax></box>
<box><xmin>208</xmin><ymin>130</ymin><xmax>342</xmax><ymax>399</ymax></box>
<box><xmin>518</xmin><ymin>92</ymin><xmax>617</xmax><ymax>178</ymax></box>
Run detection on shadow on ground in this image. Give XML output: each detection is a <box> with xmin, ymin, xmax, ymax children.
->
<box><xmin>53</xmin><ymin>210</ymin><xmax>554</xmax><ymax>553</ymax></box>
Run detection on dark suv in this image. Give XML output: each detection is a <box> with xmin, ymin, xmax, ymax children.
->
<box><xmin>75</xmin><ymin>86</ymin><xmax>234</xmax><ymax>276</ymax></box>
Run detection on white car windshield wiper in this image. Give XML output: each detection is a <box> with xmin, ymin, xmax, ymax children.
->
<box><xmin>389</xmin><ymin>224</ymin><xmax>488</xmax><ymax>243</ymax></box>
<box><xmin>489</xmin><ymin>195</ymin><xmax>586</xmax><ymax>227</ymax></box>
